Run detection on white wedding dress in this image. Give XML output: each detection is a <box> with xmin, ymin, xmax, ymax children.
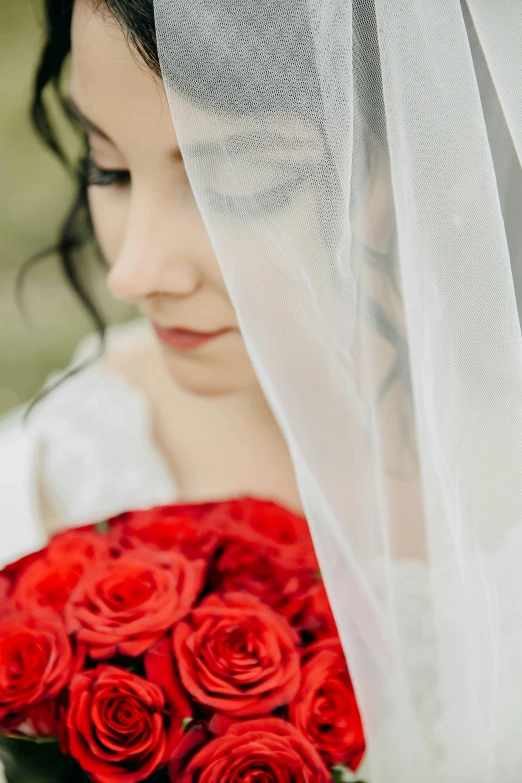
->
<box><xmin>0</xmin><ymin>319</ymin><xmax>177</xmax><ymax>570</ymax></box>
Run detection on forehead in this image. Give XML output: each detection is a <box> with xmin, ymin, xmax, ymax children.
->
<box><xmin>70</xmin><ymin>0</ymin><xmax>176</xmax><ymax>149</ymax></box>
<box><xmin>70</xmin><ymin>0</ymin><xmax>324</xmax><ymax>161</ymax></box>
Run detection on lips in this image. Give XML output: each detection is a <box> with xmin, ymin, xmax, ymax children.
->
<box><xmin>152</xmin><ymin>323</ymin><xmax>232</xmax><ymax>351</ymax></box>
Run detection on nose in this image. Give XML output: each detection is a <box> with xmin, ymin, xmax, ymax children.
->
<box><xmin>108</xmin><ymin>254</ymin><xmax>202</xmax><ymax>304</ymax></box>
<box><xmin>106</xmin><ymin>193</ymin><xmax>202</xmax><ymax>304</ymax></box>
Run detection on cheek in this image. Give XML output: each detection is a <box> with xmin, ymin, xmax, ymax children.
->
<box><xmin>179</xmin><ymin>211</ymin><xmax>232</xmax><ymax>297</ymax></box>
<box><xmin>88</xmin><ymin>188</ymin><xmax>128</xmax><ymax>264</ymax></box>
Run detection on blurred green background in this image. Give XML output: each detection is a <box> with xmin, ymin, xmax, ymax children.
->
<box><xmin>0</xmin><ymin>0</ymin><xmax>132</xmax><ymax>418</ymax></box>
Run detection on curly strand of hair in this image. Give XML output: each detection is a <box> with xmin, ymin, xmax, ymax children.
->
<box><xmin>20</xmin><ymin>0</ymin><xmax>107</xmax><ymax>415</ymax></box>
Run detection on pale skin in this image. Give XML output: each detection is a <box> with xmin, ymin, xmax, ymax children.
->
<box><xmin>40</xmin><ymin>0</ymin><xmax>305</xmax><ymax>532</ymax></box>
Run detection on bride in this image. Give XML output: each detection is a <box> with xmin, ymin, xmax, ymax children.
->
<box><xmin>0</xmin><ymin>0</ymin><xmax>305</xmax><ymax>566</ymax></box>
<box><xmin>3</xmin><ymin>0</ymin><xmax>522</xmax><ymax>780</ymax></box>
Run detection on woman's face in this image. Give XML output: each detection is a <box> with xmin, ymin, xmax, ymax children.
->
<box><xmin>70</xmin><ymin>0</ymin><xmax>260</xmax><ymax>396</ymax></box>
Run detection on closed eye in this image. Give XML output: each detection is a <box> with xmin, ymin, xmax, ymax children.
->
<box><xmin>204</xmin><ymin>173</ymin><xmax>309</xmax><ymax>218</ymax></box>
<box><xmin>82</xmin><ymin>155</ymin><xmax>131</xmax><ymax>187</ymax></box>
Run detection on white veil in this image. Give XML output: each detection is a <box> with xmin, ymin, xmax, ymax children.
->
<box><xmin>153</xmin><ymin>0</ymin><xmax>522</xmax><ymax>779</ymax></box>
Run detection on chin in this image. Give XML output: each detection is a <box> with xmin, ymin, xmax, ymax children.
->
<box><xmin>163</xmin><ymin>354</ymin><xmax>259</xmax><ymax>397</ymax></box>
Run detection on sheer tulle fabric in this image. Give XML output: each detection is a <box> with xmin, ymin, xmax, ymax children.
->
<box><xmin>153</xmin><ymin>0</ymin><xmax>522</xmax><ymax>779</ymax></box>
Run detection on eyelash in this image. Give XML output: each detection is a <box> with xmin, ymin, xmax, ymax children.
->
<box><xmin>80</xmin><ymin>154</ymin><xmax>305</xmax><ymax>217</ymax></box>
<box><xmin>82</xmin><ymin>155</ymin><xmax>130</xmax><ymax>187</ymax></box>
<box><xmin>206</xmin><ymin>174</ymin><xmax>308</xmax><ymax>218</ymax></box>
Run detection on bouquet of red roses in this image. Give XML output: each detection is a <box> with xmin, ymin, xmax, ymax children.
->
<box><xmin>0</xmin><ymin>497</ymin><xmax>366</xmax><ymax>783</ymax></box>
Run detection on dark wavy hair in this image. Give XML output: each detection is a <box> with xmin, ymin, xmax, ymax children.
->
<box><xmin>23</xmin><ymin>0</ymin><xmax>165</xmax><ymax>346</ymax></box>
<box><xmin>21</xmin><ymin>0</ymin><xmax>163</xmax><ymax>411</ymax></box>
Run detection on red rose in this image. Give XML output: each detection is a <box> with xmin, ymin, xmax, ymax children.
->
<box><xmin>66</xmin><ymin>665</ymin><xmax>183</xmax><ymax>783</ymax></box>
<box><xmin>47</xmin><ymin>527</ymin><xmax>118</xmax><ymax>562</ymax></box>
<box><xmin>295</xmin><ymin>581</ymin><xmax>338</xmax><ymax>639</ymax></box>
<box><xmin>170</xmin><ymin>717</ymin><xmax>330</xmax><ymax>782</ymax></box>
<box><xmin>289</xmin><ymin>638</ymin><xmax>365</xmax><ymax>769</ymax></box>
<box><xmin>173</xmin><ymin>592</ymin><xmax>301</xmax><ymax>717</ymax></box>
<box><xmin>12</xmin><ymin>529</ymin><xmax>116</xmax><ymax>613</ymax></box>
<box><xmin>1</xmin><ymin>549</ymin><xmax>45</xmax><ymax>582</ymax></box>
<box><xmin>144</xmin><ymin>636</ymin><xmax>192</xmax><ymax>724</ymax></box>
<box><xmin>0</xmin><ymin>612</ymin><xmax>80</xmax><ymax>725</ymax></box>
<box><xmin>111</xmin><ymin>503</ymin><xmax>221</xmax><ymax>560</ymax></box>
<box><xmin>21</xmin><ymin>698</ymin><xmax>62</xmax><ymax>737</ymax></box>
<box><xmin>214</xmin><ymin>541</ymin><xmax>317</xmax><ymax>622</ymax></box>
<box><xmin>209</xmin><ymin>497</ymin><xmax>318</xmax><ymax>571</ymax></box>
<box><xmin>12</xmin><ymin>558</ymin><xmax>83</xmax><ymax>615</ymax></box>
<box><xmin>0</xmin><ymin>576</ymin><xmax>10</xmax><ymax>606</ymax></box>
<box><xmin>66</xmin><ymin>550</ymin><xmax>205</xmax><ymax>658</ymax></box>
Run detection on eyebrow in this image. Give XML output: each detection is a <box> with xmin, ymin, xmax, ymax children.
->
<box><xmin>185</xmin><ymin>132</ymin><xmax>322</xmax><ymax>160</ymax></box>
<box><xmin>64</xmin><ymin>96</ymin><xmax>315</xmax><ymax>164</ymax></box>
<box><xmin>64</xmin><ymin>95</ymin><xmax>114</xmax><ymax>142</ymax></box>
<box><xmin>64</xmin><ymin>94</ymin><xmax>184</xmax><ymax>162</ymax></box>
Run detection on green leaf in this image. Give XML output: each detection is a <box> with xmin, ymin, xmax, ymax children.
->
<box><xmin>0</xmin><ymin>735</ymin><xmax>89</xmax><ymax>782</ymax></box>
<box><xmin>331</xmin><ymin>765</ymin><xmax>368</xmax><ymax>783</ymax></box>
<box><xmin>95</xmin><ymin>519</ymin><xmax>109</xmax><ymax>534</ymax></box>
<box><xmin>4</xmin><ymin>733</ymin><xmax>58</xmax><ymax>745</ymax></box>
<box><xmin>181</xmin><ymin>716</ymin><xmax>194</xmax><ymax>731</ymax></box>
